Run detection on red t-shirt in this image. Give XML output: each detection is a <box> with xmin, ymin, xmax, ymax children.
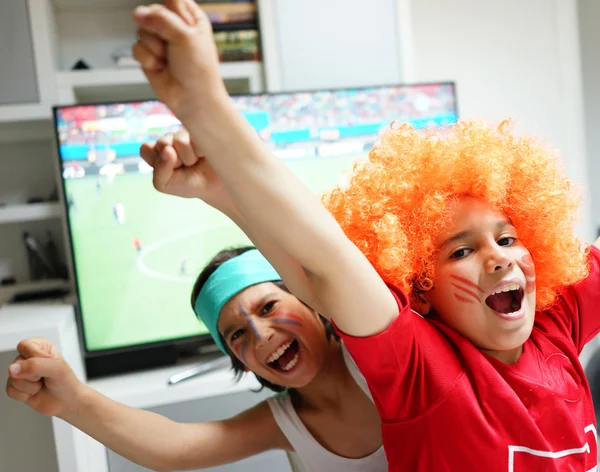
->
<box><xmin>337</xmin><ymin>246</ymin><xmax>600</xmax><ymax>471</ymax></box>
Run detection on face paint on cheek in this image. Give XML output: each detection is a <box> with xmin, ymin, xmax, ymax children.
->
<box><xmin>449</xmin><ymin>274</ymin><xmax>483</xmax><ymax>304</ymax></box>
<box><xmin>271</xmin><ymin>313</ymin><xmax>303</xmax><ymax>327</ymax></box>
<box><xmin>520</xmin><ymin>254</ymin><xmax>536</xmax><ymax>293</ymax></box>
<box><xmin>454</xmin><ymin>293</ymin><xmax>475</xmax><ymax>304</ymax></box>
<box><xmin>450</xmin><ymin>282</ymin><xmax>481</xmax><ymax>303</ymax></box>
<box><xmin>240</xmin><ymin>306</ymin><xmax>260</xmax><ymax>339</ymax></box>
<box><xmin>234</xmin><ymin>341</ymin><xmax>249</xmax><ymax>365</ymax></box>
<box><xmin>449</xmin><ymin>274</ymin><xmax>485</xmax><ymax>293</ymax></box>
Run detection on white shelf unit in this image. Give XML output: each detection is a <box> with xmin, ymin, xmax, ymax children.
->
<box><xmin>0</xmin><ymin>278</ymin><xmax>71</xmax><ymax>306</ymax></box>
<box><xmin>56</xmin><ymin>61</ymin><xmax>264</xmax><ymax>105</ymax></box>
<box><xmin>0</xmin><ymin>0</ymin><xmax>268</xmax><ymax>300</ymax></box>
<box><xmin>0</xmin><ymin>202</ymin><xmax>63</xmax><ymax>225</ymax></box>
<box><xmin>0</xmin><ymin>0</ymin><xmax>267</xmax><ymax>125</ymax></box>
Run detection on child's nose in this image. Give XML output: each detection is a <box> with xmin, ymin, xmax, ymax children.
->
<box><xmin>253</xmin><ymin>319</ymin><xmax>275</xmax><ymax>345</ymax></box>
<box><xmin>485</xmin><ymin>246</ymin><xmax>513</xmax><ymax>273</ymax></box>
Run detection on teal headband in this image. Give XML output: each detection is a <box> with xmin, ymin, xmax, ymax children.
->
<box><xmin>194</xmin><ymin>249</ymin><xmax>281</xmax><ymax>353</ymax></box>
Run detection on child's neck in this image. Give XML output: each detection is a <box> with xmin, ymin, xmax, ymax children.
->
<box><xmin>293</xmin><ymin>340</ymin><xmax>356</xmax><ymax>410</ymax></box>
<box><xmin>481</xmin><ymin>345</ymin><xmax>524</xmax><ymax>364</ymax></box>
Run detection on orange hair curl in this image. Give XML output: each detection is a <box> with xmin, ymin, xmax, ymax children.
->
<box><xmin>322</xmin><ymin>119</ymin><xmax>590</xmax><ymax>310</ymax></box>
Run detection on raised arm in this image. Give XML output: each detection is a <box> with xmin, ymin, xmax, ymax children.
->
<box><xmin>133</xmin><ymin>1</ymin><xmax>397</xmax><ymax>336</ymax></box>
<box><xmin>140</xmin><ymin>130</ymin><xmax>321</xmax><ymax>312</ymax></box>
<box><xmin>5</xmin><ymin>339</ymin><xmax>288</xmax><ymax>471</ymax></box>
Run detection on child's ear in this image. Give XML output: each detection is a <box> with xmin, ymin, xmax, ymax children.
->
<box><xmin>411</xmin><ymin>291</ymin><xmax>432</xmax><ymax>316</ymax></box>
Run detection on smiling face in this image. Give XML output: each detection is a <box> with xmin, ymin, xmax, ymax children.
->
<box><xmin>217</xmin><ymin>282</ymin><xmax>330</xmax><ymax>388</ymax></box>
<box><xmin>421</xmin><ymin>196</ymin><xmax>537</xmax><ymax>363</ymax></box>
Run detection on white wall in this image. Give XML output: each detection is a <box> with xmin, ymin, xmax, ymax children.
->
<box><xmin>578</xmin><ymin>0</ymin><xmax>600</xmax><ymax>239</ymax></box>
<box><xmin>407</xmin><ymin>0</ymin><xmax>592</xmax><ymax>242</ymax></box>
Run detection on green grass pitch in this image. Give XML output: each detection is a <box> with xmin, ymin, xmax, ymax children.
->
<box><xmin>65</xmin><ymin>153</ymin><xmax>367</xmax><ymax>351</ymax></box>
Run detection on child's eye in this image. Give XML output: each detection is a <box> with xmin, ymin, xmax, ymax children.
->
<box><xmin>497</xmin><ymin>237</ymin><xmax>516</xmax><ymax>246</ymax></box>
<box><xmin>262</xmin><ymin>301</ymin><xmax>276</xmax><ymax>315</ymax></box>
<box><xmin>230</xmin><ymin>328</ymin><xmax>245</xmax><ymax>342</ymax></box>
<box><xmin>450</xmin><ymin>248</ymin><xmax>472</xmax><ymax>259</ymax></box>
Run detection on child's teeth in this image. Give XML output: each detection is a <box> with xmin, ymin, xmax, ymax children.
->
<box><xmin>267</xmin><ymin>341</ymin><xmax>292</xmax><ymax>363</ymax></box>
<box><xmin>493</xmin><ymin>283</ymin><xmax>519</xmax><ymax>294</ymax></box>
<box><xmin>282</xmin><ymin>353</ymin><xmax>299</xmax><ymax>371</ymax></box>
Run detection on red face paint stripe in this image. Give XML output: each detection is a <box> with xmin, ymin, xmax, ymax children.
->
<box><xmin>450</xmin><ymin>282</ymin><xmax>481</xmax><ymax>302</ymax></box>
<box><xmin>521</xmin><ymin>254</ymin><xmax>533</xmax><ymax>265</ymax></box>
<box><xmin>274</xmin><ymin>313</ymin><xmax>304</xmax><ymax>324</ymax></box>
<box><xmin>520</xmin><ymin>255</ymin><xmax>536</xmax><ymax>277</ymax></box>
<box><xmin>239</xmin><ymin>341</ymin><xmax>248</xmax><ymax>365</ymax></box>
<box><xmin>234</xmin><ymin>344</ymin><xmax>242</xmax><ymax>359</ymax></box>
<box><xmin>454</xmin><ymin>293</ymin><xmax>474</xmax><ymax>304</ymax></box>
<box><xmin>449</xmin><ymin>274</ymin><xmax>485</xmax><ymax>293</ymax></box>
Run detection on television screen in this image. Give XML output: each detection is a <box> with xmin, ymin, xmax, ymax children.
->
<box><xmin>54</xmin><ymin>82</ymin><xmax>458</xmax><ymax>354</ymax></box>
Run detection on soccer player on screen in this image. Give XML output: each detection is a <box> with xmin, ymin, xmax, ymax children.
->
<box><xmin>132</xmin><ymin>237</ymin><xmax>142</xmax><ymax>256</ymax></box>
<box><xmin>112</xmin><ymin>202</ymin><xmax>126</xmax><ymax>225</ymax></box>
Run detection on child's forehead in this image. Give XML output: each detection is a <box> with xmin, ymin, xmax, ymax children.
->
<box><xmin>218</xmin><ymin>282</ymin><xmax>282</xmax><ymax>323</ymax></box>
<box><xmin>436</xmin><ymin>196</ymin><xmax>512</xmax><ymax>241</ymax></box>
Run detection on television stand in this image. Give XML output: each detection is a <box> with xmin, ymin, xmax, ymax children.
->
<box><xmin>167</xmin><ymin>355</ymin><xmax>231</xmax><ymax>385</ymax></box>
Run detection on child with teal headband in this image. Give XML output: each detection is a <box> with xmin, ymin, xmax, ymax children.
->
<box><xmin>7</xmin><ymin>231</ymin><xmax>387</xmax><ymax>468</ymax></box>
<box><xmin>193</xmin><ymin>247</ymin><xmax>281</xmax><ymax>353</ymax></box>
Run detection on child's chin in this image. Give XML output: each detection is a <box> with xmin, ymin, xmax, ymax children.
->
<box><xmin>499</xmin><ymin>326</ymin><xmax>533</xmax><ymax>351</ymax></box>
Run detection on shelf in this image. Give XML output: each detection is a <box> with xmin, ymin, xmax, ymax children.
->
<box><xmin>0</xmin><ymin>202</ymin><xmax>63</xmax><ymax>225</ymax></box>
<box><xmin>51</xmin><ymin>0</ymin><xmax>256</xmax><ymax>13</ymax></box>
<box><xmin>213</xmin><ymin>21</ymin><xmax>258</xmax><ymax>32</ymax></box>
<box><xmin>56</xmin><ymin>62</ymin><xmax>263</xmax><ymax>87</ymax></box>
<box><xmin>0</xmin><ymin>103</ymin><xmax>54</xmax><ymax>124</ymax></box>
<box><xmin>57</xmin><ymin>67</ymin><xmax>147</xmax><ymax>89</ymax></box>
<box><xmin>0</xmin><ymin>119</ymin><xmax>54</xmax><ymax>143</ymax></box>
<box><xmin>52</xmin><ymin>0</ymin><xmax>152</xmax><ymax>11</ymax></box>
<box><xmin>0</xmin><ymin>302</ymin><xmax>75</xmax><ymax>351</ymax></box>
<box><xmin>0</xmin><ymin>279</ymin><xmax>71</xmax><ymax>306</ymax></box>
<box><xmin>56</xmin><ymin>61</ymin><xmax>264</xmax><ymax>104</ymax></box>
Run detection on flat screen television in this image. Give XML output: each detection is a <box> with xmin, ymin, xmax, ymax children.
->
<box><xmin>53</xmin><ymin>82</ymin><xmax>458</xmax><ymax>378</ymax></box>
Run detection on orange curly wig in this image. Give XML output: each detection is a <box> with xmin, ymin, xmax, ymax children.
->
<box><xmin>322</xmin><ymin>119</ymin><xmax>590</xmax><ymax>310</ymax></box>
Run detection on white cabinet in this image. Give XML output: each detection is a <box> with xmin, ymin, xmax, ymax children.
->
<box><xmin>0</xmin><ymin>0</ymin><xmax>57</xmax><ymax>122</ymax></box>
<box><xmin>0</xmin><ymin>0</ymin><xmax>266</xmax><ymax>302</ymax></box>
<box><xmin>258</xmin><ymin>0</ymin><xmax>408</xmax><ymax>92</ymax></box>
<box><xmin>0</xmin><ymin>1</ymin><xmax>39</xmax><ymax>106</ymax></box>
<box><xmin>0</xmin><ymin>304</ymin><xmax>88</xmax><ymax>472</ymax></box>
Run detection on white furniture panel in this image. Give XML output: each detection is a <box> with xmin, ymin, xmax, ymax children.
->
<box><xmin>0</xmin><ymin>0</ymin><xmax>39</xmax><ymax>105</ymax></box>
<box><xmin>263</xmin><ymin>0</ymin><xmax>402</xmax><ymax>92</ymax></box>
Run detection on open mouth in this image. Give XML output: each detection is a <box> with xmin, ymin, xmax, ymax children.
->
<box><xmin>266</xmin><ymin>339</ymin><xmax>300</xmax><ymax>372</ymax></box>
<box><xmin>485</xmin><ymin>283</ymin><xmax>524</xmax><ymax>314</ymax></box>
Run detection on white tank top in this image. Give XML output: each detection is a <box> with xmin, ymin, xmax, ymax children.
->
<box><xmin>267</xmin><ymin>344</ymin><xmax>388</xmax><ymax>472</ymax></box>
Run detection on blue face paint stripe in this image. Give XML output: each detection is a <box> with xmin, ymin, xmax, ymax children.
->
<box><xmin>240</xmin><ymin>306</ymin><xmax>261</xmax><ymax>339</ymax></box>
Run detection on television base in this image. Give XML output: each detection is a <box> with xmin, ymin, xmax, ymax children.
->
<box><xmin>85</xmin><ymin>344</ymin><xmax>180</xmax><ymax>379</ymax></box>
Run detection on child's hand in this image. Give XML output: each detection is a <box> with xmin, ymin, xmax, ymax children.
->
<box><xmin>5</xmin><ymin>338</ymin><xmax>86</xmax><ymax>418</ymax></box>
<box><xmin>132</xmin><ymin>0</ymin><xmax>227</xmax><ymax>122</ymax></box>
<box><xmin>140</xmin><ymin>128</ymin><xmax>237</xmax><ymax>214</ymax></box>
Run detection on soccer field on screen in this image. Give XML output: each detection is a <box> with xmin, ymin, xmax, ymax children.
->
<box><xmin>66</xmin><ymin>153</ymin><xmax>366</xmax><ymax>351</ymax></box>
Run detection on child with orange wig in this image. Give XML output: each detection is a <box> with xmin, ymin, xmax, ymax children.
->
<box><xmin>321</xmin><ymin>120</ymin><xmax>600</xmax><ymax>470</ymax></box>
<box><xmin>39</xmin><ymin>2</ymin><xmax>600</xmax><ymax>470</ymax></box>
